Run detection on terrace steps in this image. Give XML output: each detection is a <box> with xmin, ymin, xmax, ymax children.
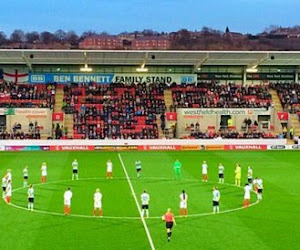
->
<box><xmin>54</xmin><ymin>88</ymin><xmax>64</xmax><ymax>113</ymax></box>
<box><xmin>64</xmin><ymin>114</ymin><xmax>74</xmax><ymax>138</ymax></box>
<box><xmin>156</xmin><ymin>115</ymin><xmax>164</xmax><ymax>139</ymax></box>
<box><xmin>290</xmin><ymin>114</ymin><xmax>300</xmax><ymax>137</ymax></box>
<box><xmin>270</xmin><ymin>89</ymin><xmax>283</xmax><ymax>111</ymax></box>
<box><xmin>164</xmin><ymin>89</ymin><xmax>173</xmax><ymax>111</ymax></box>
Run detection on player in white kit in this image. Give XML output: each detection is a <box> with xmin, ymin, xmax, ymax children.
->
<box><xmin>243</xmin><ymin>183</ymin><xmax>251</xmax><ymax>207</ymax></box>
<box><xmin>212</xmin><ymin>186</ymin><xmax>220</xmax><ymax>214</ymax></box>
<box><xmin>106</xmin><ymin>160</ymin><xmax>113</xmax><ymax>179</ymax></box>
<box><xmin>2</xmin><ymin>176</ymin><xmax>7</xmax><ymax>199</ymax></box>
<box><xmin>141</xmin><ymin>190</ymin><xmax>150</xmax><ymax>218</ymax></box>
<box><xmin>218</xmin><ymin>163</ymin><xmax>225</xmax><ymax>183</ymax></box>
<box><xmin>247</xmin><ymin>166</ymin><xmax>253</xmax><ymax>186</ymax></box>
<box><xmin>6</xmin><ymin>169</ymin><xmax>12</xmax><ymax>184</ymax></box>
<box><xmin>254</xmin><ymin>177</ymin><xmax>263</xmax><ymax>201</ymax></box>
<box><xmin>5</xmin><ymin>169</ymin><xmax>12</xmax><ymax>204</ymax></box>
<box><xmin>179</xmin><ymin>190</ymin><xmax>188</xmax><ymax>217</ymax></box>
<box><xmin>41</xmin><ymin>162</ymin><xmax>47</xmax><ymax>183</ymax></box>
<box><xmin>202</xmin><ymin>161</ymin><xmax>208</xmax><ymax>182</ymax></box>
<box><xmin>27</xmin><ymin>184</ymin><xmax>34</xmax><ymax>211</ymax></box>
<box><xmin>64</xmin><ymin>187</ymin><xmax>73</xmax><ymax>215</ymax></box>
<box><xmin>23</xmin><ymin>166</ymin><xmax>29</xmax><ymax>187</ymax></box>
<box><xmin>93</xmin><ymin>188</ymin><xmax>103</xmax><ymax>217</ymax></box>
<box><xmin>72</xmin><ymin>159</ymin><xmax>79</xmax><ymax>180</ymax></box>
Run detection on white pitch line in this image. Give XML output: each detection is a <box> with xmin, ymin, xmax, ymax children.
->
<box><xmin>118</xmin><ymin>153</ymin><xmax>156</xmax><ymax>250</ymax></box>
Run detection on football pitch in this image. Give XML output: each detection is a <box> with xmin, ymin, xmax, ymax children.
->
<box><xmin>1</xmin><ymin>150</ymin><xmax>299</xmax><ymax>250</ymax></box>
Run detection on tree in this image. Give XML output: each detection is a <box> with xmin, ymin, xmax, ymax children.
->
<box><xmin>65</xmin><ymin>31</ymin><xmax>79</xmax><ymax>45</ymax></box>
<box><xmin>10</xmin><ymin>29</ymin><xmax>25</xmax><ymax>43</ymax></box>
<box><xmin>0</xmin><ymin>31</ymin><xmax>7</xmax><ymax>45</ymax></box>
<box><xmin>141</xmin><ymin>29</ymin><xmax>159</xmax><ymax>36</ymax></box>
<box><xmin>54</xmin><ymin>29</ymin><xmax>67</xmax><ymax>43</ymax></box>
<box><xmin>40</xmin><ymin>31</ymin><xmax>56</xmax><ymax>44</ymax></box>
<box><xmin>264</xmin><ymin>25</ymin><xmax>280</xmax><ymax>34</ymax></box>
<box><xmin>25</xmin><ymin>31</ymin><xmax>40</xmax><ymax>43</ymax></box>
<box><xmin>81</xmin><ymin>30</ymin><xmax>97</xmax><ymax>40</ymax></box>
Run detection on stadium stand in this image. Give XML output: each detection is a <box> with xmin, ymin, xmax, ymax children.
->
<box><xmin>170</xmin><ymin>83</ymin><xmax>272</xmax><ymax>110</ymax></box>
<box><xmin>62</xmin><ymin>82</ymin><xmax>166</xmax><ymax>139</ymax></box>
<box><xmin>0</xmin><ymin>82</ymin><xmax>56</xmax><ymax>109</ymax></box>
<box><xmin>271</xmin><ymin>82</ymin><xmax>300</xmax><ymax>114</ymax></box>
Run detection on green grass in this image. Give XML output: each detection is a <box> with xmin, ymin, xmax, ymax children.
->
<box><xmin>0</xmin><ymin>151</ymin><xmax>299</xmax><ymax>250</ymax></box>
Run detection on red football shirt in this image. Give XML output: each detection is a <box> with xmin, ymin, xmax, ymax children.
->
<box><xmin>164</xmin><ymin>212</ymin><xmax>174</xmax><ymax>222</ymax></box>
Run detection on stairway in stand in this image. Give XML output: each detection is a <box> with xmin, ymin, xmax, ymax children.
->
<box><xmin>270</xmin><ymin>89</ymin><xmax>283</xmax><ymax>111</ymax></box>
<box><xmin>156</xmin><ymin>114</ymin><xmax>164</xmax><ymax>139</ymax></box>
<box><xmin>289</xmin><ymin>114</ymin><xmax>300</xmax><ymax>142</ymax></box>
<box><xmin>164</xmin><ymin>89</ymin><xmax>173</xmax><ymax>111</ymax></box>
<box><xmin>53</xmin><ymin>86</ymin><xmax>74</xmax><ymax>138</ymax></box>
<box><xmin>54</xmin><ymin>87</ymin><xmax>64</xmax><ymax>113</ymax></box>
<box><xmin>64</xmin><ymin>114</ymin><xmax>74</xmax><ymax>138</ymax></box>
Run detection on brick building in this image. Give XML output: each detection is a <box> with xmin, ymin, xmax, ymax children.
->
<box><xmin>131</xmin><ymin>36</ymin><xmax>170</xmax><ymax>50</ymax></box>
<box><xmin>79</xmin><ymin>35</ymin><xmax>123</xmax><ymax>50</ymax></box>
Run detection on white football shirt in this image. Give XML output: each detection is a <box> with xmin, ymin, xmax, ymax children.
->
<box><xmin>213</xmin><ymin>190</ymin><xmax>220</xmax><ymax>202</ymax></box>
<box><xmin>141</xmin><ymin>193</ymin><xmax>150</xmax><ymax>205</ymax></box>
<box><xmin>202</xmin><ymin>164</ymin><xmax>208</xmax><ymax>174</ymax></box>
<box><xmin>94</xmin><ymin>192</ymin><xmax>102</xmax><ymax>202</ymax></box>
<box><xmin>244</xmin><ymin>185</ymin><xmax>251</xmax><ymax>199</ymax></box>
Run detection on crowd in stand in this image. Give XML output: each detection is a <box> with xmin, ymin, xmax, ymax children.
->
<box><xmin>63</xmin><ymin>82</ymin><xmax>166</xmax><ymax>139</ymax></box>
<box><xmin>271</xmin><ymin>82</ymin><xmax>300</xmax><ymax>113</ymax></box>
<box><xmin>1</xmin><ymin>80</ymin><xmax>296</xmax><ymax>140</ymax></box>
<box><xmin>187</xmin><ymin>116</ymin><xmax>275</xmax><ymax>139</ymax></box>
<box><xmin>0</xmin><ymin>82</ymin><xmax>56</xmax><ymax>109</ymax></box>
<box><xmin>0</xmin><ymin>121</ymin><xmax>41</xmax><ymax>139</ymax></box>
<box><xmin>171</xmin><ymin>83</ymin><xmax>272</xmax><ymax>110</ymax></box>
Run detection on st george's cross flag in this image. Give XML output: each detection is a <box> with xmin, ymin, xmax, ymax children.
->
<box><xmin>2</xmin><ymin>69</ymin><xmax>29</xmax><ymax>83</ymax></box>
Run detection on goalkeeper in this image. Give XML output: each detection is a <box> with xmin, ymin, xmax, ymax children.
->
<box><xmin>173</xmin><ymin>160</ymin><xmax>182</xmax><ymax>180</ymax></box>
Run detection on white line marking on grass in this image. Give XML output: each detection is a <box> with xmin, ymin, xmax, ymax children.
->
<box><xmin>118</xmin><ymin>153</ymin><xmax>156</xmax><ymax>250</ymax></box>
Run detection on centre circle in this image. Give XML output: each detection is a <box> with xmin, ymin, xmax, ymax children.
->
<box><xmin>10</xmin><ymin>177</ymin><xmax>259</xmax><ymax>219</ymax></box>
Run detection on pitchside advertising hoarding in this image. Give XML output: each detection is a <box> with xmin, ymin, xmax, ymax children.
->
<box><xmin>5</xmin><ymin>146</ymin><xmax>49</xmax><ymax>151</ymax></box>
<box><xmin>28</xmin><ymin>73</ymin><xmax>197</xmax><ymax>84</ymax></box>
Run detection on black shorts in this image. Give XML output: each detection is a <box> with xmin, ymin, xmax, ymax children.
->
<box><xmin>219</xmin><ymin>173</ymin><xmax>224</xmax><ymax>178</ymax></box>
<box><xmin>28</xmin><ymin>197</ymin><xmax>34</xmax><ymax>203</ymax></box>
<box><xmin>258</xmin><ymin>189</ymin><xmax>263</xmax><ymax>194</ymax></box>
<box><xmin>213</xmin><ymin>201</ymin><xmax>219</xmax><ymax>206</ymax></box>
<box><xmin>73</xmin><ymin>169</ymin><xmax>78</xmax><ymax>174</ymax></box>
<box><xmin>24</xmin><ymin>176</ymin><xmax>28</xmax><ymax>180</ymax></box>
<box><xmin>136</xmin><ymin>168</ymin><xmax>142</xmax><ymax>173</ymax></box>
<box><xmin>248</xmin><ymin>178</ymin><xmax>253</xmax><ymax>183</ymax></box>
<box><xmin>142</xmin><ymin>204</ymin><xmax>149</xmax><ymax>209</ymax></box>
<box><xmin>2</xmin><ymin>187</ymin><xmax>6</xmax><ymax>192</ymax></box>
<box><xmin>166</xmin><ymin>222</ymin><xmax>173</xmax><ymax>229</ymax></box>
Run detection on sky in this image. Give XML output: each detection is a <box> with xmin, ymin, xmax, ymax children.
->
<box><xmin>1</xmin><ymin>0</ymin><xmax>300</xmax><ymax>35</ymax></box>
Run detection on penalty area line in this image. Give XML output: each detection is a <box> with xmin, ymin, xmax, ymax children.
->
<box><xmin>118</xmin><ymin>153</ymin><xmax>156</xmax><ymax>250</ymax></box>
